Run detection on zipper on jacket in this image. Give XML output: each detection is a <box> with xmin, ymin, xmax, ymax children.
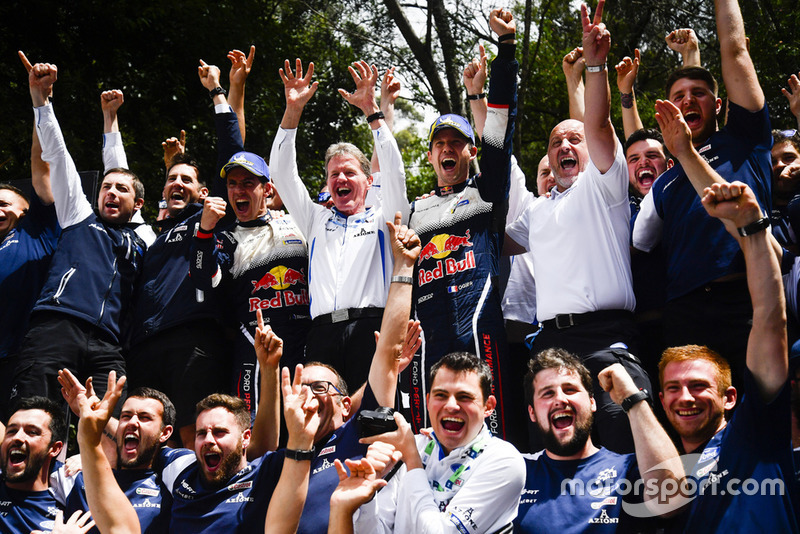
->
<box><xmin>53</xmin><ymin>267</ymin><xmax>77</xmax><ymax>304</ymax></box>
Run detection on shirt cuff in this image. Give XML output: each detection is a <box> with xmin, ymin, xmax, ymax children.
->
<box><xmin>102</xmin><ymin>131</ymin><xmax>123</xmax><ymax>148</ymax></box>
<box><xmin>214</xmin><ymin>103</ymin><xmax>234</xmax><ymax>114</ymax></box>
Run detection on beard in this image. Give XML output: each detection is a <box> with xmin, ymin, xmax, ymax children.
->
<box><xmin>116</xmin><ymin>435</ymin><xmax>160</xmax><ymax>470</ymax></box>
<box><xmin>2</xmin><ymin>448</ymin><xmax>47</xmax><ymax>484</ymax></box>
<box><xmin>201</xmin><ymin>446</ymin><xmax>244</xmax><ymax>489</ymax></box>
<box><xmin>539</xmin><ymin>412</ymin><xmax>593</xmax><ymax>457</ymax></box>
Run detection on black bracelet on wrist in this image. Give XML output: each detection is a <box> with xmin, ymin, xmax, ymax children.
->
<box><xmin>620</xmin><ymin>92</ymin><xmax>634</xmax><ymax>109</ymax></box>
<box><xmin>285</xmin><ymin>447</ymin><xmax>315</xmax><ymax>461</ymax></box>
<box><xmin>497</xmin><ymin>33</ymin><xmax>516</xmax><ymax>42</ymax></box>
<box><xmin>621</xmin><ymin>390</ymin><xmax>649</xmax><ymax>413</ymax></box>
<box><xmin>366</xmin><ymin>111</ymin><xmax>385</xmax><ymax>123</ymax></box>
<box><xmin>208</xmin><ymin>86</ymin><xmax>227</xmax><ymax>99</ymax></box>
<box><xmin>466</xmin><ymin>93</ymin><xmax>486</xmax><ymax>101</ymax></box>
<box><xmin>737</xmin><ymin>216</ymin><xmax>770</xmax><ymax>237</ymax></box>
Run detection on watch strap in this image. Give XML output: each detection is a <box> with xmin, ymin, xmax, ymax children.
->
<box><xmin>621</xmin><ymin>390</ymin><xmax>649</xmax><ymax>413</ymax></box>
<box><xmin>284</xmin><ymin>447</ymin><xmax>315</xmax><ymax>461</ymax></box>
<box><xmin>737</xmin><ymin>216</ymin><xmax>769</xmax><ymax>237</ymax></box>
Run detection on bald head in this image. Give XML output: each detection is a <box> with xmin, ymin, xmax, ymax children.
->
<box><xmin>548</xmin><ymin>119</ymin><xmax>588</xmax><ymax>192</ymax></box>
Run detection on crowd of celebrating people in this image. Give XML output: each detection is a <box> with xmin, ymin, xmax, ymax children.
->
<box><xmin>2</xmin><ymin>0</ymin><xmax>800</xmax><ymax>532</ymax></box>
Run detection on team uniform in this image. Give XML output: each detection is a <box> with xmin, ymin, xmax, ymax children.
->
<box><xmin>406</xmin><ymin>42</ymin><xmax>517</xmax><ymax>439</ymax></box>
<box><xmin>514</xmin><ymin>448</ymin><xmax>643</xmax><ymax>533</ymax></box>
<box><xmin>0</xmin><ymin>190</ymin><xmax>59</xmax><ymax>419</ymax></box>
<box><xmin>13</xmin><ymin>103</ymin><xmax>145</xmax><ymax>404</ymax></box>
<box><xmin>0</xmin><ymin>483</ymin><xmax>62</xmax><ymax>534</ymax></box>
<box><xmin>633</xmin><ymin>102</ymin><xmax>772</xmax><ymax>370</ymax></box>
<box><xmin>162</xmin><ymin>451</ymin><xmax>284</xmax><ymax>533</ymax></box>
<box><xmin>668</xmin><ymin>369</ymin><xmax>799</xmax><ymax>532</ymax></box>
<box><xmin>354</xmin><ymin>425</ymin><xmax>524</xmax><ymax>534</ymax></box>
<box><xmin>61</xmin><ymin>447</ymin><xmax>194</xmax><ymax>534</ymax></box>
<box><xmin>270</xmin><ymin>120</ymin><xmax>409</xmax><ymax>389</ymax></box>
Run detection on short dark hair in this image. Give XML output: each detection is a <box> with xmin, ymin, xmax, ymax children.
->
<box><xmin>665</xmin><ymin>66</ymin><xmax>718</xmax><ymax>98</ymax></box>
<box><xmin>128</xmin><ymin>387</ymin><xmax>176</xmax><ymax>428</ymax></box>
<box><xmin>624</xmin><ymin>128</ymin><xmax>669</xmax><ymax>159</ymax></box>
<box><xmin>525</xmin><ymin>349</ymin><xmax>593</xmax><ymax>408</ymax></box>
<box><xmin>11</xmin><ymin>396</ymin><xmax>67</xmax><ymax>445</ymax></box>
<box><xmin>166</xmin><ymin>153</ymin><xmax>205</xmax><ymax>187</ymax></box>
<box><xmin>303</xmin><ymin>361</ymin><xmax>349</xmax><ymax>397</ymax></box>
<box><xmin>195</xmin><ymin>394</ymin><xmax>250</xmax><ymax>432</ymax></box>
<box><xmin>773</xmin><ymin>129</ymin><xmax>800</xmax><ymax>154</ymax></box>
<box><xmin>430</xmin><ymin>352</ymin><xmax>493</xmax><ymax>402</ymax></box>
<box><xmin>103</xmin><ymin>167</ymin><xmax>145</xmax><ymax>202</ymax></box>
<box><xmin>0</xmin><ymin>183</ymin><xmax>30</xmax><ymax>206</ymax></box>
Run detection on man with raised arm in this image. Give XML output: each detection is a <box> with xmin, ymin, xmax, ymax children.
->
<box><xmin>505</xmin><ymin>1</ymin><xmax>636</xmax><ymax>357</ymax></box>
<box><xmin>658</xmin><ymin>181</ymin><xmax>797</xmax><ymax>531</ymax></box>
<box><xmin>13</xmin><ymin>56</ymin><xmax>146</xmax><ymax>405</ymax></box>
<box><xmin>190</xmin><ymin>58</ymin><xmax>311</xmax><ymax>423</ymax></box>
<box><xmin>514</xmin><ymin>350</ymin><xmax>684</xmax><ymax>532</ymax></box>
<box><xmin>0</xmin><ymin>397</ymin><xmax>67</xmax><ymax>533</ymax></box>
<box><xmin>633</xmin><ymin>0</ymin><xmax>773</xmax><ymax>372</ymax></box>
<box><xmin>270</xmin><ymin>58</ymin><xmax>409</xmax><ymax>390</ymax></box>
<box><xmin>406</xmin><ymin>8</ymin><xmax>517</xmax><ymax>440</ymax></box>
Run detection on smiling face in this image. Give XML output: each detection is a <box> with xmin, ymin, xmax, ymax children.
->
<box><xmin>302</xmin><ymin>365</ymin><xmax>351</xmax><ymax>443</ymax></box>
<box><xmin>326</xmin><ymin>154</ymin><xmax>372</xmax><ymax>216</ymax></box>
<box><xmin>548</xmin><ymin>120</ymin><xmax>589</xmax><ymax>192</ymax></box>
<box><xmin>1</xmin><ymin>409</ymin><xmax>61</xmax><ymax>491</ymax></box>
<box><xmin>626</xmin><ymin>138</ymin><xmax>667</xmax><ymax>197</ymax></box>
<box><xmin>659</xmin><ymin>359</ymin><xmax>735</xmax><ymax>452</ymax></box>
<box><xmin>116</xmin><ymin>397</ymin><xmax>171</xmax><ymax>470</ymax></box>
<box><xmin>536</xmin><ymin>155</ymin><xmax>555</xmax><ymax>196</ymax></box>
<box><xmin>428</xmin><ymin>129</ymin><xmax>477</xmax><ymax>187</ymax></box>
<box><xmin>426</xmin><ymin>368</ymin><xmax>495</xmax><ymax>455</ymax></box>
<box><xmin>529</xmin><ymin>368</ymin><xmax>596</xmax><ymax>460</ymax></box>
<box><xmin>772</xmin><ymin>140</ymin><xmax>800</xmax><ymax>206</ymax></box>
<box><xmin>226</xmin><ymin>167</ymin><xmax>270</xmax><ymax>223</ymax></box>
<box><xmin>163</xmin><ymin>164</ymin><xmax>207</xmax><ymax>218</ymax></box>
<box><xmin>98</xmin><ymin>172</ymin><xmax>143</xmax><ymax>224</ymax></box>
<box><xmin>194</xmin><ymin>407</ymin><xmax>250</xmax><ymax>488</ymax></box>
<box><xmin>0</xmin><ymin>188</ymin><xmax>29</xmax><ymax>241</ymax></box>
<box><xmin>667</xmin><ymin>77</ymin><xmax>721</xmax><ymax>147</ymax></box>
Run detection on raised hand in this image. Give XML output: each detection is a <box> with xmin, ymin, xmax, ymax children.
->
<box><xmin>32</xmin><ymin>510</ymin><xmax>95</xmax><ymax>534</ymax></box>
<box><xmin>338</xmin><ymin>60</ymin><xmax>380</xmax><ymax>117</ymax></box>
<box><xmin>100</xmin><ymin>90</ymin><xmax>124</xmax><ymax>115</ymax></box>
<box><xmin>381</xmin><ymin>67</ymin><xmax>402</xmax><ymax>107</ymax></box>
<box><xmin>330</xmin><ymin>458</ymin><xmax>388</xmax><ymax>515</ymax></box>
<box><xmin>77</xmin><ymin>371</ymin><xmax>125</xmax><ymax>448</ymax></box>
<box><xmin>597</xmin><ymin>363</ymin><xmax>641</xmax><ymax>405</ymax></box>
<box><xmin>666</xmin><ymin>28</ymin><xmax>700</xmax><ymax>66</ymax></box>
<box><xmin>58</xmin><ymin>368</ymin><xmax>95</xmax><ymax>417</ymax></box>
<box><xmin>385</xmin><ymin>211</ymin><xmax>421</xmax><ymax>267</ymax></box>
<box><xmin>199</xmin><ymin>196</ymin><xmax>227</xmax><ymax>231</ymax></box>
<box><xmin>489</xmin><ymin>7</ymin><xmax>515</xmax><ymax>37</ymax></box>
<box><xmin>700</xmin><ymin>181</ymin><xmax>763</xmax><ymax>232</ymax></box>
<box><xmin>615</xmin><ymin>49</ymin><xmax>640</xmax><ymax>94</ymax></box>
<box><xmin>654</xmin><ymin>99</ymin><xmax>693</xmax><ymax>159</ymax></box>
<box><xmin>228</xmin><ymin>46</ymin><xmax>256</xmax><ymax>88</ymax></box>
<box><xmin>281</xmin><ymin>365</ymin><xmax>320</xmax><ymax>450</ymax></box>
<box><xmin>280</xmin><ymin>58</ymin><xmax>319</xmax><ymax>112</ymax></box>
<box><xmin>464</xmin><ymin>44</ymin><xmax>488</xmax><ymax>95</ymax></box>
<box><xmin>782</xmin><ymin>73</ymin><xmax>800</xmax><ymax>124</ymax></box>
<box><xmin>162</xmin><ymin>130</ymin><xmax>187</xmax><ymax>167</ymax></box>
<box><xmin>581</xmin><ymin>0</ymin><xmax>610</xmax><ymax>66</ymax></box>
<box><xmin>198</xmin><ymin>60</ymin><xmax>222</xmax><ymax>91</ymax></box>
<box><xmin>254</xmin><ymin>308</ymin><xmax>283</xmax><ymax>369</ymax></box>
<box><xmin>562</xmin><ymin>46</ymin><xmax>586</xmax><ymax>86</ymax></box>
<box><xmin>23</xmin><ymin>52</ymin><xmax>57</xmax><ymax>108</ymax></box>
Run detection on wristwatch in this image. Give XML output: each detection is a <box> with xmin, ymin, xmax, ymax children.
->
<box><xmin>621</xmin><ymin>390</ymin><xmax>649</xmax><ymax>413</ymax></box>
<box><xmin>284</xmin><ymin>447</ymin><xmax>315</xmax><ymax>461</ymax></box>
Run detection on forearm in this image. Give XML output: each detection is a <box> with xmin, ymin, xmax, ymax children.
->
<box><xmin>31</xmin><ymin>123</ymin><xmax>54</xmax><ymax>205</ymax></box>
<box><xmin>228</xmin><ymin>84</ymin><xmax>246</xmax><ymax>144</ymax></box>
<box><xmin>715</xmin><ymin>0</ymin><xmax>764</xmax><ymax>110</ymax></box>
<box><xmin>677</xmin><ymin>147</ymin><xmax>727</xmax><ymax>197</ymax></box>
<box><xmin>583</xmin><ymin>68</ymin><xmax>617</xmax><ymax>173</ymax></box>
<box><xmin>372</xmin><ymin>125</ymin><xmax>409</xmax><ymax>222</ymax></box>
<box><xmin>567</xmin><ymin>79</ymin><xmax>586</xmax><ymax>122</ymax></box>
<box><xmin>269</xmin><ymin>128</ymin><xmax>314</xmax><ymax>233</ymax></box>
<box><xmin>328</xmin><ymin>505</ymin><xmax>356</xmax><ymax>534</ymax></box>
<box><xmin>620</xmin><ymin>90</ymin><xmax>644</xmax><ymax>141</ymax></box>
<box><xmin>469</xmin><ymin>98</ymin><xmax>488</xmax><ymax>140</ymax></box>
<box><xmin>681</xmin><ymin>48</ymin><xmax>701</xmax><ymax>68</ymax></box>
<box><xmin>248</xmin><ymin>364</ymin><xmax>280</xmax><ymax>460</ymax></box>
<box><xmin>79</xmin><ymin>440</ymin><xmax>140</xmax><ymax>534</ymax></box>
<box><xmin>627</xmin><ymin>402</ymin><xmax>684</xmax><ymax>505</ymax></box>
<box><xmin>102</xmin><ymin>131</ymin><xmax>128</xmax><ymax>173</ymax></box>
<box><xmin>103</xmin><ymin>111</ymin><xmax>119</xmax><ymax>134</ymax></box>
<box><xmin>264</xmin><ymin>457</ymin><xmax>310</xmax><ymax>534</ymax></box>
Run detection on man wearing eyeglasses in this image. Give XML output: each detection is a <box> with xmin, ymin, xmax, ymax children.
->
<box><xmin>633</xmin><ymin>0</ymin><xmax>773</xmax><ymax>376</ymax></box>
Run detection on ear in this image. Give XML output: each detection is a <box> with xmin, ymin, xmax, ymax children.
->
<box><xmin>483</xmin><ymin>395</ymin><xmax>497</xmax><ymax>418</ymax></box>
<box><xmin>427</xmin><ymin>151</ymin><xmax>434</xmax><ymax>165</ymax></box>
<box><xmin>241</xmin><ymin>428</ymin><xmax>251</xmax><ymax>450</ymax></box>
<box><xmin>659</xmin><ymin>391</ymin><xmax>666</xmax><ymax>411</ymax></box>
<box><xmin>49</xmin><ymin>440</ymin><xmax>64</xmax><ymax>459</ymax></box>
<box><xmin>263</xmin><ymin>182</ymin><xmax>274</xmax><ymax>198</ymax></box>
<box><xmin>134</xmin><ymin>197</ymin><xmax>145</xmax><ymax>211</ymax></box>
<box><xmin>159</xmin><ymin>425</ymin><xmax>174</xmax><ymax>444</ymax></box>
<box><xmin>667</xmin><ymin>158</ymin><xmax>675</xmax><ymax>170</ymax></box>
<box><xmin>715</xmin><ymin>98</ymin><xmax>723</xmax><ymax>116</ymax></box>
<box><xmin>198</xmin><ymin>187</ymin><xmax>209</xmax><ymax>200</ymax></box>
<box><xmin>527</xmin><ymin>404</ymin><xmax>537</xmax><ymax>423</ymax></box>
<box><xmin>367</xmin><ymin>174</ymin><xmax>374</xmax><ymax>186</ymax></box>
<box><xmin>340</xmin><ymin>396</ymin><xmax>353</xmax><ymax>420</ymax></box>
<box><xmin>589</xmin><ymin>395</ymin><xmax>597</xmax><ymax>413</ymax></box>
<box><xmin>469</xmin><ymin>145</ymin><xmax>478</xmax><ymax>161</ymax></box>
<box><xmin>722</xmin><ymin>386</ymin><xmax>737</xmax><ymax>411</ymax></box>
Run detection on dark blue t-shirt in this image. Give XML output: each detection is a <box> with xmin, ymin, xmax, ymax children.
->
<box><xmin>514</xmin><ymin>447</ymin><xmax>640</xmax><ymax>533</ymax></box>
<box><xmin>649</xmin><ymin>102</ymin><xmax>772</xmax><ymax>300</ymax></box>
<box><xmin>0</xmin><ymin>483</ymin><xmax>62</xmax><ymax>533</ymax></box>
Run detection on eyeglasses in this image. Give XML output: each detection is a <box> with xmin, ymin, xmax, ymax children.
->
<box><xmin>303</xmin><ymin>380</ymin><xmax>343</xmax><ymax>396</ymax></box>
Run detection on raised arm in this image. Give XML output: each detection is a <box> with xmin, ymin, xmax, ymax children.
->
<box><xmin>371</xmin><ymin>67</ymin><xmax>402</xmax><ymax>172</ymax></box>
<box><xmin>264</xmin><ymin>366</ymin><xmax>320</xmax><ymax>534</ymax></box>
<box><xmin>248</xmin><ymin>309</ymin><xmax>282</xmax><ymax>460</ymax></box>
<box><xmin>654</xmin><ymin>98</ymin><xmax>725</xmax><ymax>196</ymax></box>
<box><xmin>100</xmin><ymin>90</ymin><xmax>128</xmax><ymax>172</ymax></box>
<box><xmin>366</xmin><ymin>212</ymin><xmax>421</xmax><ymax>407</ymax></box>
<box><xmin>59</xmin><ymin>368</ymin><xmax>119</xmax><ymax>463</ymax></box>
<box><xmin>339</xmin><ymin>61</ymin><xmax>384</xmax><ymax>131</ymax></box>
<box><xmin>715</xmin><ymin>0</ymin><xmax>764</xmax><ymax>111</ymax></box>
<box><xmin>227</xmin><ymin>46</ymin><xmax>255</xmax><ymax>144</ymax></box>
<box><xmin>563</xmin><ymin>46</ymin><xmax>586</xmax><ymax>122</ymax></box>
<box><xmin>666</xmin><ymin>28</ymin><xmax>701</xmax><ymax>67</ymax></box>
<box><xmin>77</xmin><ymin>372</ymin><xmax>140</xmax><ymax>534</ymax></box>
<box><xmin>615</xmin><ymin>49</ymin><xmax>644</xmax><ymax>141</ymax></box>
<box><xmin>598</xmin><ymin>364</ymin><xmax>685</xmax><ymax>515</ymax></box>
<box><xmin>162</xmin><ymin>130</ymin><xmax>186</xmax><ymax>169</ymax></box>
<box><xmin>581</xmin><ymin>0</ymin><xmax>617</xmax><ymax>173</ymax></box>
<box><xmin>31</xmin><ymin>122</ymin><xmax>54</xmax><ymax>205</ymax></box>
<box><xmin>464</xmin><ymin>45</ymin><xmax>489</xmax><ymax>138</ymax></box>
<box><xmin>279</xmin><ymin>58</ymin><xmax>319</xmax><ymax>130</ymax></box>
<box><xmin>701</xmin><ymin>182</ymin><xmax>787</xmax><ymax>401</ymax></box>
<box><xmin>781</xmin><ymin>72</ymin><xmax>800</xmax><ymax>131</ymax></box>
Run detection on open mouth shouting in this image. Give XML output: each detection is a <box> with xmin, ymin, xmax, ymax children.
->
<box><xmin>440</xmin><ymin>416</ymin><xmax>466</xmax><ymax>434</ymax></box>
<box><xmin>122</xmin><ymin>432</ymin><xmax>140</xmax><ymax>456</ymax></box>
<box><xmin>203</xmin><ymin>448</ymin><xmax>223</xmax><ymax>473</ymax></box>
<box><xmin>636</xmin><ymin>168</ymin><xmax>656</xmax><ymax>189</ymax></box>
<box><xmin>559</xmin><ymin>155</ymin><xmax>578</xmax><ymax>174</ymax></box>
<box><xmin>233</xmin><ymin>199</ymin><xmax>251</xmax><ymax>217</ymax></box>
<box><xmin>682</xmin><ymin>110</ymin><xmax>703</xmax><ymax>131</ymax></box>
<box><xmin>550</xmin><ymin>407</ymin><xmax>575</xmax><ymax>431</ymax></box>
<box><xmin>440</xmin><ymin>158</ymin><xmax>457</xmax><ymax>172</ymax></box>
<box><xmin>6</xmin><ymin>445</ymin><xmax>27</xmax><ymax>470</ymax></box>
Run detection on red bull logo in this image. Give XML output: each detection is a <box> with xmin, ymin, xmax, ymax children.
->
<box><xmin>418</xmin><ymin>251</ymin><xmax>476</xmax><ymax>286</ymax></box>
<box><xmin>248</xmin><ymin>289</ymin><xmax>309</xmax><ymax>312</ymax></box>
<box><xmin>419</xmin><ymin>230</ymin><xmax>473</xmax><ymax>262</ymax></box>
<box><xmin>251</xmin><ymin>266</ymin><xmax>307</xmax><ymax>294</ymax></box>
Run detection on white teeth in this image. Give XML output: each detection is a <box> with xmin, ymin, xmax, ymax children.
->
<box><xmin>442</xmin><ymin>417</ymin><xmax>463</xmax><ymax>423</ymax></box>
